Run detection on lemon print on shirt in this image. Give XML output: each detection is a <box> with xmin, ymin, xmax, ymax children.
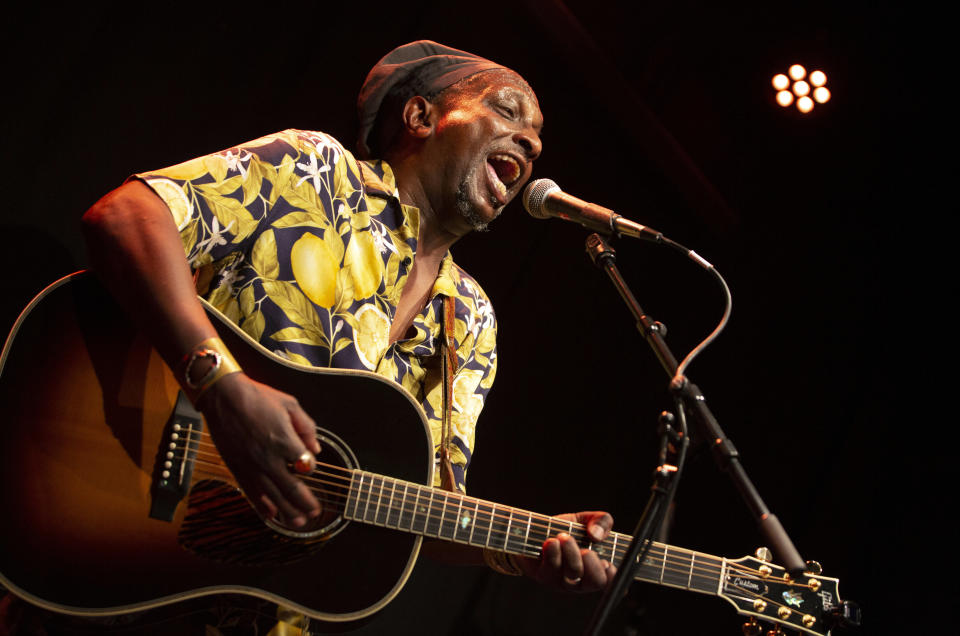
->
<box><xmin>354</xmin><ymin>303</ymin><xmax>390</xmax><ymax>370</ymax></box>
<box><xmin>291</xmin><ymin>232</ymin><xmax>339</xmax><ymax>308</ymax></box>
<box><xmin>343</xmin><ymin>230</ymin><xmax>382</xmax><ymax>300</ymax></box>
<box><xmin>146</xmin><ymin>178</ymin><xmax>192</xmax><ymax>230</ymax></box>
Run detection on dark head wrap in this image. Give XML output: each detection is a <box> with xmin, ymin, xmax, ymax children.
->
<box><xmin>356</xmin><ymin>40</ymin><xmax>511</xmax><ymax>159</ymax></box>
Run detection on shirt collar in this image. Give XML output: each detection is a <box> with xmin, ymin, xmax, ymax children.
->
<box><xmin>359</xmin><ymin>158</ymin><xmax>399</xmax><ymax>199</ymax></box>
<box><xmin>433</xmin><ymin>252</ymin><xmax>458</xmax><ymax>299</ymax></box>
<box><xmin>360</xmin><ymin>158</ymin><xmax>458</xmax><ymax>299</ymax></box>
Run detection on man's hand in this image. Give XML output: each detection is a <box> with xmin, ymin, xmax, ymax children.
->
<box><xmin>517</xmin><ymin>511</ymin><xmax>617</xmax><ymax>593</ymax></box>
<box><xmin>196</xmin><ymin>372</ymin><xmax>321</xmax><ymax>528</ymax></box>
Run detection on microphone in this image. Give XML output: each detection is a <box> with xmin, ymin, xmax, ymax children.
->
<box><xmin>522</xmin><ymin>179</ymin><xmax>663</xmax><ymax>242</ymax></box>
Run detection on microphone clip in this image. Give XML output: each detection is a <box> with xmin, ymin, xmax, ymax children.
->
<box><xmin>585</xmin><ymin>233</ymin><xmax>617</xmax><ymax>268</ymax></box>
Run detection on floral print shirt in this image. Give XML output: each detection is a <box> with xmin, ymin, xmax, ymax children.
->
<box><xmin>137</xmin><ymin>130</ymin><xmax>497</xmax><ymax>492</ymax></box>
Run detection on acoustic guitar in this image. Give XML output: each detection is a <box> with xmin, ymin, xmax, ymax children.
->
<box><xmin>0</xmin><ymin>272</ymin><xmax>853</xmax><ymax>634</ymax></box>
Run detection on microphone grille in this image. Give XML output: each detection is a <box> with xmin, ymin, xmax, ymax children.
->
<box><xmin>522</xmin><ymin>179</ymin><xmax>560</xmax><ymax>219</ymax></box>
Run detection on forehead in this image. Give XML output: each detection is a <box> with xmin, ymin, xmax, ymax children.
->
<box><xmin>470</xmin><ymin>70</ymin><xmax>543</xmax><ymax>126</ymax></box>
<box><xmin>473</xmin><ymin>70</ymin><xmax>536</xmax><ymax>100</ymax></box>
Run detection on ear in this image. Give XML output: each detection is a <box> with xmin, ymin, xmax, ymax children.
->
<box><xmin>400</xmin><ymin>96</ymin><xmax>436</xmax><ymax>140</ymax></box>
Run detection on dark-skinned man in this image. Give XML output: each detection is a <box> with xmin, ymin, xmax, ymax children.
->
<box><xmin>80</xmin><ymin>41</ymin><xmax>616</xmax><ymax>622</ymax></box>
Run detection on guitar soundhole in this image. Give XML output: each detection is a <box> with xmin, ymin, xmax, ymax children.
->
<box><xmin>265</xmin><ymin>427</ymin><xmax>358</xmax><ymax>540</ymax></box>
<box><xmin>180</xmin><ymin>428</ymin><xmax>360</xmax><ymax>566</ymax></box>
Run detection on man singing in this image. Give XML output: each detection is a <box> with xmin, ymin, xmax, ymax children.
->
<box><xmin>77</xmin><ymin>40</ymin><xmax>615</xmax><ymax>628</ymax></box>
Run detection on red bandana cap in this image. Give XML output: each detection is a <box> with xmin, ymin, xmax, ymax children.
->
<box><xmin>356</xmin><ymin>40</ymin><xmax>511</xmax><ymax>159</ymax></box>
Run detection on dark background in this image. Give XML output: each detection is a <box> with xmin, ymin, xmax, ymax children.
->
<box><xmin>1</xmin><ymin>2</ymin><xmax>944</xmax><ymax>634</ymax></box>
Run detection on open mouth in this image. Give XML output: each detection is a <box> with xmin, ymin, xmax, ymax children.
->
<box><xmin>486</xmin><ymin>153</ymin><xmax>523</xmax><ymax>203</ymax></box>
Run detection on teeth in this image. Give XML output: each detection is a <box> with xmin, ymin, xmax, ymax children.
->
<box><xmin>494</xmin><ymin>178</ymin><xmax>507</xmax><ymax>197</ymax></box>
<box><xmin>489</xmin><ymin>153</ymin><xmax>521</xmax><ymax>185</ymax></box>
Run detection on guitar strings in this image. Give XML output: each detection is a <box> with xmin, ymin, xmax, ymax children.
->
<box><xmin>176</xmin><ymin>433</ymin><xmax>672</xmax><ymax>563</ymax></box>
<box><xmin>168</xmin><ymin>431</ymin><xmax>812</xmax><ymax>593</ymax></box>
<box><xmin>173</xmin><ymin>476</ymin><xmax>770</xmax><ymax>594</ymax></box>
<box><xmin>171</xmin><ymin>435</ymin><xmax>798</xmax><ymax>591</ymax></box>
<box><xmin>182</xmin><ymin>438</ymin><xmax>813</xmax><ymax>618</ymax></box>
<box><xmin>175</xmin><ymin>429</ymin><xmax>625</xmax><ymax>552</ymax></box>
<box><xmin>174</xmin><ymin>428</ymin><xmax>632</xmax><ymax>553</ymax></box>
<box><xmin>179</xmin><ymin>450</ymin><xmax>814</xmax><ymax>610</ymax></box>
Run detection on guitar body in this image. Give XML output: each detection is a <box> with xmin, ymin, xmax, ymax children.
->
<box><xmin>0</xmin><ymin>272</ymin><xmax>433</xmax><ymax>621</ymax></box>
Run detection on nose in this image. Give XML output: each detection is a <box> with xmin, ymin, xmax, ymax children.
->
<box><xmin>514</xmin><ymin>127</ymin><xmax>542</xmax><ymax>162</ymax></box>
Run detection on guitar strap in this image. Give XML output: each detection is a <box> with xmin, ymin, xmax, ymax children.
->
<box><xmin>439</xmin><ymin>294</ymin><xmax>458</xmax><ymax>493</ymax></box>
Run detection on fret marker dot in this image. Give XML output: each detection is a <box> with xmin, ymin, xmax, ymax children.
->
<box><xmin>460</xmin><ymin>514</ymin><xmax>471</xmax><ymax>529</ymax></box>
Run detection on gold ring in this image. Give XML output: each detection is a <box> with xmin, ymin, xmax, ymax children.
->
<box><xmin>293</xmin><ymin>451</ymin><xmax>315</xmax><ymax>474</ymax></box>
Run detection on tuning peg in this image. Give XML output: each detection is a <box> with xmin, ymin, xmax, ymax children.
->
<box><xmin>765</xmin><ymin>627</ymin><xmax>784</xmax><ymax>636</ymax></box>
<box><xmin>804</xmin><ymin>560</ymin><xmax>822</xmax><ymax>575</ymax></box>
<box><xmin>741</xmin><ymin>618</ymin><xmax>762</xmax><ymax>636</ymax></box>
<box><xmin>754</xmin><ymin>547</ymin><xmax>774</xmax><ymax>577</ymax></box>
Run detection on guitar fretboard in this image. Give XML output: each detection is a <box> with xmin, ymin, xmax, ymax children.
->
<box><xmin>344</xmin><ymin>471</ymin><xmax>723</xmax><ymax>595</ymax></box>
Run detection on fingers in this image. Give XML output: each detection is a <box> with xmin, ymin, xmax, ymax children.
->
<box><xmin>555</xmin><ymin>540</ymin><xmax>615</xmax><ymax>592</ymax></box>
<box><xmin>256</xmin><ymin>462</ymin><xmax>318</xmax><ymax>527</ymax></box>
<box><xmin>263</xmin><ymin>429</ymin><xmax>321</xmax><ymax>525</ymax></box>
<box><xmin>240</xmin><ymin>443</ymin><xmax>308</xmax><ymax>525</ymax></box>
<box><xmin>539</xmin><ymin>537</ymin><xmax>563</xmax><ymax>578</ymax></box>
<box><xmin>256</xmin><ymin>482</ymin><xmax>302</xmax><ymax>527</ymax></box>
<box><xmin>533</xmin><ymin>512</ymin><xmax>616</xmax><ymax>593</ymax></box>
<box><xmin>579</xmin><ymin>511</ymin><xmax>613</xmax><ymax>542</ymax></box>
<box><xmin>558</xmin><ymin>533</ymin><xmax>583</xmax><ymax>581</ymax></box>
<box><xmin>538</xmin><ymin>534</ymin><xmax>587</xmax><ymax>590</ymax></box>
<box><xmin>201</xmin><ymin>375</ymin><xmax>322</xmax><ymax>527</ymax></box>
<box><xmin>252</xmin><ymin>385</ymin><xmax>323</xmax><ymax>522</ymax></box>
<box><xmin>286</xmin><ymin>394</ymin><xmax>321</xmax><ymax>455</ymax></box>
<box><xmin>580</xmin><ymin>548</ymin><xmax>612</xmax><ymax>589</ymax></box>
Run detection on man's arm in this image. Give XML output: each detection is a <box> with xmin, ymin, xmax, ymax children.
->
<box><xmin>81</xmin><ymin>179</ymin><xmax>321</xmax><ymax>527</ymax></box>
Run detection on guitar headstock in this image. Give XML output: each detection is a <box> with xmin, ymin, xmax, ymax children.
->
<box><xmin>719</xmin><ymin>549</ymin><xmax>858</xmax><ymax>635</ymax></box>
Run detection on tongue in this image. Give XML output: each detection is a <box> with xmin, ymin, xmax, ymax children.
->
<box><xmin>486</xmin><ymin>162</ymin><xmax>507</xmax><ymax>201</ymax></box>
<box><xmin>489</xmin><ymin>158</ymin><xmax>514</xmax><ymax>184</ymax></box>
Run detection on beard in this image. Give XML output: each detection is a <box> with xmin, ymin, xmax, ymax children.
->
<box><xmin>454</xmin><ymin>170</ymin><xmax>498</xmax><ymax>233</ymax></box>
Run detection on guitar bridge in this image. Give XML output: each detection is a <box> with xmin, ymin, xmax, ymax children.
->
<box><xmin>149</xmin><ymin>390</ymin><xmax>203</xmax><ymax>521</ymax></box>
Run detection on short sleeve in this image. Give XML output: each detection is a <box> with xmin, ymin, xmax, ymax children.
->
<box><xmin>134</xmin><ymin>130</ymin><xmax>353</xmax><ymax>271</ymax></box>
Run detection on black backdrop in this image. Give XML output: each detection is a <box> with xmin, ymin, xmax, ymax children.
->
<box><xmin>1</xmin><ymin>2</ymin><xmax>944</xmax><ymax>634</ymax></box>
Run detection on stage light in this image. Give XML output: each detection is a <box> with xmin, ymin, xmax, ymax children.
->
<box><xmin>772</xmin><ymin>63</ymin><xmax>830</xmax><ymax>113</ymax></box>
<box><xmin>776</xmin><ymin>90</ymin><xmax>794</xmax><ymax>107</ymax></box>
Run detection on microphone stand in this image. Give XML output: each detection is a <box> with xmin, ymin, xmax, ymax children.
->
<box><xmin>582</xmin><ymin>234</ymin><xmax>806</xmax><ymax>636</ymax></box>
